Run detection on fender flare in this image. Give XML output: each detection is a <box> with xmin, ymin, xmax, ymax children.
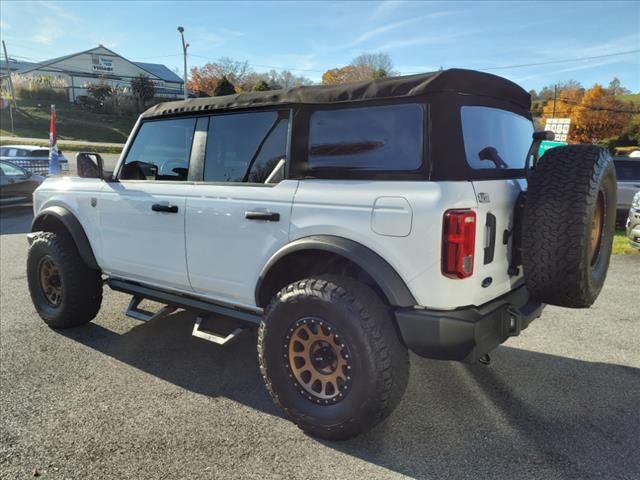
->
<box><xmin>255</xmin><ymin>235</ymin><xmax>417</xmax><ymax>308</ymax></box>
<box><xmin>31</xmin><ymin>206</ymin><xmax>100</xmax><ymax>271</ymax></box>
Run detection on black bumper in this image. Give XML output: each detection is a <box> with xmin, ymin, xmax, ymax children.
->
<box><xmin>394</xmin><ymin>285</ymin><xmax>544</xmax><ymax>363</ymax></box>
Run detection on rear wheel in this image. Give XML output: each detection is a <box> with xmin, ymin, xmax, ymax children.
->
<box><xmin>27</xmin><ymin>232</ymin><xmax>102</xmax><ymax>328</ymax></box>
<box><xmin>522</xmin><ymin>145</ymin><xmax>616</xmax><ymax>308</ymax></box>
<box><xmin>258</xmin><ymin>276</ymin><xmax>409</xmax><ymax>440</ymax></box>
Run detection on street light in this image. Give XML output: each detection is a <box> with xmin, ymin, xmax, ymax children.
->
<box><xmin>177</xmin><ymin>26</ymin><xmax>188</xmax><ymax>100</ymax></box>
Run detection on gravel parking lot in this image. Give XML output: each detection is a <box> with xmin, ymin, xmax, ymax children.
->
<box><xmin>1</xmin><ymin>206</ymin><xmax>638</xmax><ymax>480</ymax></box>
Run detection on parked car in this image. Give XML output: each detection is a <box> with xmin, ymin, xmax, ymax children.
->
<box><xmin>0</xmin><ymin>145</ymin><xmax>70</xmax><ymax>176</ymax></box>
<box><xmin>627</xmin><ymin>191</ymin><xmax>640</xmax><ymax>249</ymax></box>
<box><xmin>614</xmin><ymin>156</ymin><xmax>640</xmax><ymax>224</ymax></box>
<box><xmin>26</xmin><ymin>69</ymin><xmax>617</xmax><ymax>440</ymax></box>
<box><xmin>0</xmin><ymin>160</ymin><xmax>44</xmax><ymax>205</ymax></box>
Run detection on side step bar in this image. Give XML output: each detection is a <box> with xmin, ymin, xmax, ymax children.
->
<box><xmin>109</xmin><ymin>278</ymin><xmax>261</xmax><ymax>326</ymax></box>
<box><xmin>111</xmin><ymin>278</ymin><xmax>258</xmax><ymax>347</ymax></box>
<box><xmin>126</xmin><ymin>295</ymin><xmax>177</xmax><ymax>322</ymax></box>
<box><xmin>192</xmin><ymin>315</ymin><xmax>247</xmax><ymax>345</ymax></box>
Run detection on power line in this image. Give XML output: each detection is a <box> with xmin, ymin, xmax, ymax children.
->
<box><xmin>476</xmin><ymin>49</ymin><xmax>640</xmax><ymax>72</ymax></box>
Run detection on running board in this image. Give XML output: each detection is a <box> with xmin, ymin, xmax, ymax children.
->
<box><xmin>126</xmin><ymin>295</ymin><xmax>177</xmax><ymax>322</ymax></box>
<box><xmin>192</xmin><ymin>314</ymin><xmax>248</xmax><ymax>346</ymax></box>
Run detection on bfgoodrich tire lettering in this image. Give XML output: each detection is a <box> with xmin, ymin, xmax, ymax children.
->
<box><xmin>27</xmin><ymin>232</ymin><xmax>102</xmax><ymax>328</ymax></box>
<box><xmin>522</xmin><ymin>145</ymin><xmax>616</xmax><ymax>308</ymax></box>
<box><xmin>258</xmin><ymin>276</ymin><xmax>409</xmax><ymax>440</ymax></box>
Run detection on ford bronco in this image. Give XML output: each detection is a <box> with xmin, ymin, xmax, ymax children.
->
<box><xmin>26</xmin><ymin>69</ymin><xmax>616</xmax><ymax>440</ymax></box>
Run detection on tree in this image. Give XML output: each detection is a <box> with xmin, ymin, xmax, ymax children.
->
<box><xmin>352</xmin><ymin>52</ymin><xmax>394</xmax><ymax>78</ymax></box>
<box><xmin>252</xmin><ymin>79</ymin><xmax>271</xmax><ymax>92</ymax></box>
<box><xmin>86</xmin><ymin>82</ymin><xmax>114</xmax><ymax>104</ymax></box>
<box><xmin>131</xmin><ymin>74</ymin><xmax>156</xmax><ymax>112</ymax></box>
<box><xmin>572</xmin><ymin>84</ymin><xmax>633</xmax><ymax>143</ymax></box>
<box><xmin>322</xmin><ymin>52</ymin><xmax>395</xmax><ymax>85</ymax></box>
<box><xmin>214</xmin><ymin>76</ymin><xmax>236</xmax><ymax>96</ymax></box>
<box><xmin>607</xmin><ymin>77</ymin><xmax>630</xmax><ymax>96</ymax></box>
<box><xmin>188</xmin><ymin>63</ymin><xmax>221</xmax><ymax>96</ymax></box>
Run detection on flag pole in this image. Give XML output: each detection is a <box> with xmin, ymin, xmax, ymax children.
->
<box><xmin>48</xmin><ymin>104</ymin><xmax>61</xmax><ymax>176</ymax></box>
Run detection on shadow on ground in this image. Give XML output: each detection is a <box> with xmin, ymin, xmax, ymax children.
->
<box><xmin>60</xmin><ymin>311</ymin><xmax>640</xmax><ymax>479</ymax></box>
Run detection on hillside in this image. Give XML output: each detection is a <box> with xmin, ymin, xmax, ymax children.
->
<box><xmin>0</xmin><ymin>101</ymin><xmax>137</xmax><ymax>143</ymax></box>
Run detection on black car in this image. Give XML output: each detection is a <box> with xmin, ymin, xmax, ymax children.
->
<box><xmin>0</xmin><ymin>160</ymin><xmax>44</xmax><ymax>205</ymax></box>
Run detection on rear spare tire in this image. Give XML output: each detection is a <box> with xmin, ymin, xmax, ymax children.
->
<box><xmin>522</xmin><ymin>145</ymin><xmax>616</xmax><ymax>308</ymax></box>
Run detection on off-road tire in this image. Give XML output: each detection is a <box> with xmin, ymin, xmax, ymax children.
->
<box><xmin>258</xmin><ymin>276</ymin><xmax>409</xmax><ymax>440</ymax></box>
<box><xmin>522</xmin><ymin>145</ymin><xmax>616</xmax><ymax>308</ymax></box>
<box><xmin>27</xmin><ymin>231</ymin><xmax>102</xmax><ymax>328</ymax></box>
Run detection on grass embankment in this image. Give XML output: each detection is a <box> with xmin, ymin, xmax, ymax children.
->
<box><xmin>0</xmin><ymin>100</ymin><xmax>135</xmax><ymax>144</ymax></box>
<box><xmin>613</xmin><ymin>229</ymin><xmax>637</xmax><ymax>255</ymax></box>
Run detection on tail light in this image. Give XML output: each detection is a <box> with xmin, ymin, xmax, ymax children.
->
<box><xmin>442</xmin><ymin>209</ymin><xmax>476</xmax><ymax>279</ymax></box>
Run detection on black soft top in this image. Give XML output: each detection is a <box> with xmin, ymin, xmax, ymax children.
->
<box><xmin>141</xmin><ymin>68</ymin><xmax>531</xmax><ymax>119</ymax></box>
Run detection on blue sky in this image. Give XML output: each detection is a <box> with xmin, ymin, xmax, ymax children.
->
<box><xmin>1</xmin><ymin>0</ymin><xmax>639</xmax><ymax>92</ymax></box>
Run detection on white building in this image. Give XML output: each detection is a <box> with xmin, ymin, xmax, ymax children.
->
<box><xmin>1</xmin><ymin>45</ymin><xmax>184</xmax><ymax>102</ymax></box>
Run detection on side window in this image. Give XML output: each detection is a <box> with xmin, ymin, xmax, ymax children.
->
<box><xmin>461</xmin><ymin>106</ymin><xmax>533</xmax><ymax>170</ymax></box>
<box><xmin>204</xmin><ymin>111</ymin><xmax>289</xmax><ymax>183</ymax></box>
<box><xmin>308</xmin><ymin>104</ymin><xmax>424</xmax><ymax>171</ymax></box>
<box><xmin>120</xmin><ymin>117</ymin><xmax>196</xmax><ymax>181</ymax></box>
<box><xmin>0</xmin><ymin>162</ymin><xmax>26</xmax><ymax>177</ymax></box>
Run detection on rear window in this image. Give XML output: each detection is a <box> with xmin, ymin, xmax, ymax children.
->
<box><xmin>461</xmin><ymin>106</ymin><xmax>533</xmax><ymax>170</ymax></box>
<box><xmin>308</xmin><ymin>103</ymin><xmax>424</xmax><ymax>171</ymax></box>
<box><xmin>614</xmin><ymin>160</ymin><xmax>640</xmax><ymax>181</ymax></box>
<box><xmin>31</xmin><ymin>150</ymin><xmax>50</xmax><ymax>158</ymax></box>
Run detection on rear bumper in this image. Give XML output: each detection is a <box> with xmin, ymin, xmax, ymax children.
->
<box><xmin>394</xmin><ymin>285</ymin><xmax>544</xmax><ymax>363</ymax></box>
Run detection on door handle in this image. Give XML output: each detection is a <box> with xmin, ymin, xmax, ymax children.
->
<box><xmin>245</xmin><ymin>211</ymin><xmax>280</xmax><ymax>222</ymax></box>
<box><xmin>152</xmin><ymin>203</ymin><xmax>178</xmax><ymax>213</ymax></box>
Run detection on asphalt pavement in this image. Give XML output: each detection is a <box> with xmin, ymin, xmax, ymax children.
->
<box><xmin>1</xmin><ymin>206</ymin><xmax>639</xmax><ymax>480</ymax></box>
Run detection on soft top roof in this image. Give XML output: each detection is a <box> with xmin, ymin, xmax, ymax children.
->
<box><xmin>141</xmin><ymin>68</ymin><xmax>530</xmax><ymax>119</ymax></box>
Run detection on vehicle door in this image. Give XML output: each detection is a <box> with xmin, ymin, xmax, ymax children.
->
<box><xmin>0</xmin><ymin>161</ymin><xmax>31</xmax><ymax>199</ymax></box>
<box><xmin>99</xmin><ymin>117</ymin><xmax>197</xmax><ymax>291</ymax></box>
<box><xmin>614</xmin><ymin>159</ymin><xmax>640</xmax><ymax>210</ymax></box>
<box><xmin>462</xmin><ymin>106</ymin><xmax>534</xmax><ymax>305</ymax></box>
<box><xmin>185</xmin><ymin>110</ymin><xmax>296</xmax><ymax>309</ymax></box>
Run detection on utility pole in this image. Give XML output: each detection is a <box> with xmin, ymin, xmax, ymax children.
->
<box><xmin>177</xmin><ymin>26</ymin><xmax>189</xmax><ymax>100</ymax></box>
<box><xmin>552</xmin><ymin>84</ymin><xmax>557</xmax><ymax>118</ymax></box>
<box><xmin>2</xmin><ymin>40</ymin><xmax>16</xmax><ymax>134</ymax></box>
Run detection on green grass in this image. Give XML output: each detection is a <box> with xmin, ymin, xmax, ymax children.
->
<box><xmin>0</xmin><ymin>100</ymin><xmax>136</xmax><ymax>143</ymax></box>
<box><xmin>613</xmin><ymin>229</ymin><xmax>638</xmax><ymax>255</ymax></box>
<box><xmin>618</xmin><ymin>93</ymin><xmax>640</xmax><ymax>104</ymax></box>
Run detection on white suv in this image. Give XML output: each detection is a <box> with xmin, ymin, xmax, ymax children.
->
<box><xmin>26</xmin><ymin>69</ymin><xmax>617</xmax><ymax>440</ymax></box>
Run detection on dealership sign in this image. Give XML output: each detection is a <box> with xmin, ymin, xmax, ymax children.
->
<box><xmin>544</xmin><ymin>117</ymin><xmax>571</xmax><ymax>142</ymax></box>
<box><xmin>92</xmin><ymin>56</ymin><xmax>113</xmax><ymax>73</ymax></box>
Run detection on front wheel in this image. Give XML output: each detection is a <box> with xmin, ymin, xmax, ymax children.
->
<box><xmin>27</xmin><ymin>232</ymin><xmax>102</xmax><ymax>328</ymax></box>
<box><xmin>258</xmin><ymin>276</ymin><xmax>409</xmax><ymax>440</ymax></box>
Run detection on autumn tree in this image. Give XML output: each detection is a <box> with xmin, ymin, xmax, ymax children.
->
<box><xmin>322</xmin><ymin>52</ymin><xmax>395</xmax><ymax>85</ymax></box>
<box><xmin>571</xmin><ymin>84</ymin><xmax>633</xmax><ymax>143</ymax></box>
<box><xmin>188</xmin><ymin>63</ymin><xmax>221</xmax><ymax>96</ymax></box>
<box><xmin>213</xmin><ymin>76</ymin><xmax>236</xmax><ymax>96</ymax></box>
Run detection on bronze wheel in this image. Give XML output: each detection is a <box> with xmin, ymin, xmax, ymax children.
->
<box><xmin>285</xmin><ymin>317</ymin><xmax>352</xmax><ymax>405</ymax></box>
<box><xmin>38</xmin><ymin>255</ymin><xmax>63</xmax><ymax>307</ymax></box>
<box><xmin>590</xmin><ymin>191</ymin><xmax>604</xmax><ymax>265</ymax></box>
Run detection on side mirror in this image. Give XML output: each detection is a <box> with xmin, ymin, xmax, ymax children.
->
<box><xmin>76</xmin><ymin>152</ymin><xmax>105</xmax><ymax>179</ymax></box>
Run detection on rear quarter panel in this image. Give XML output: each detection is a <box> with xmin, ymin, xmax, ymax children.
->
<box><xmin>291</xmin><ymin>180</ymin><xmax>491</xmax><ymax>309</ymax></box>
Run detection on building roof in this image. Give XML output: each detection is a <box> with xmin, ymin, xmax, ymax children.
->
<box><xmin>142</xmin><ymin>68</ymin><xmax>531</xmax><ymax>119</ymax></box>
<box><xmin>133</xmin><ymin>62</ymin><xmax>183</xmax><ymax>83</ymax></box>
<box><xmin>7</xmin><ymin>46</ymin><xmax>182</xmax><ymax>84</ymax></box>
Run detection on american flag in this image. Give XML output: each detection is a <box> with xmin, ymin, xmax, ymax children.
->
<box><xmin>48</xmin><ymin>104</ymin><xmax>61</xmax><ymax>175</ymax></box>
